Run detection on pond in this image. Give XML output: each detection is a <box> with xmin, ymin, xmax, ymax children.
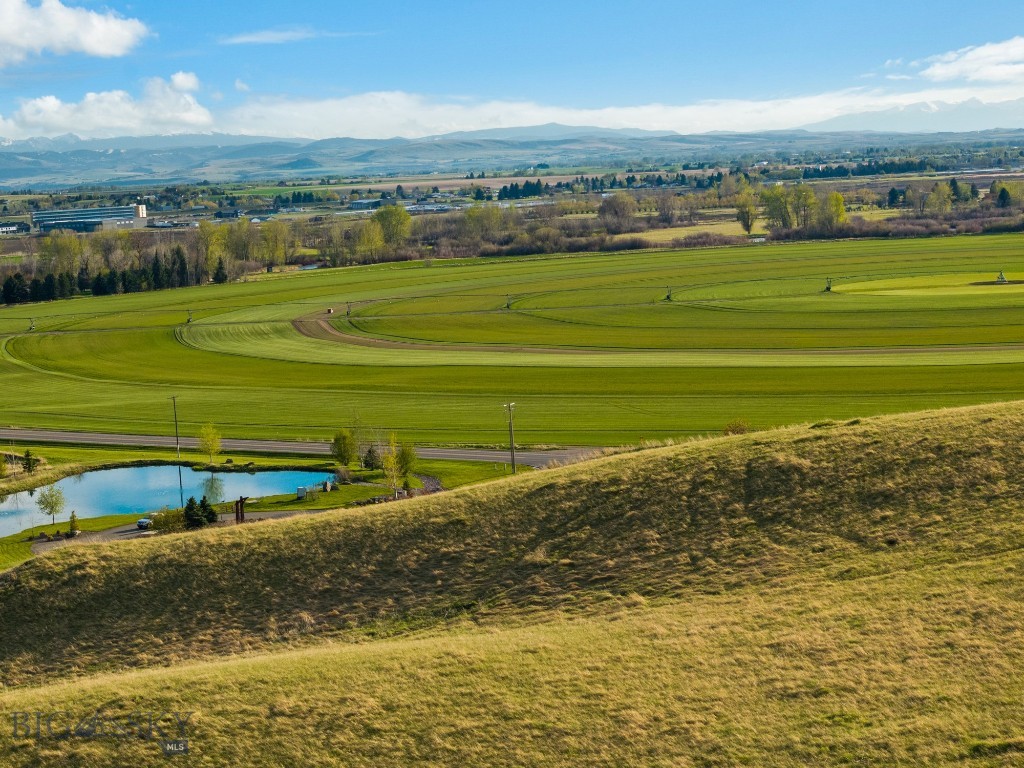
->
<box><xmin>0</xmin><ymin>465</ymin><xmax>334</xmax><ymax>538</ymax></box>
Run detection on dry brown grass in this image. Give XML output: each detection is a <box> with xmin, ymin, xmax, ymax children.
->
<box><xmin>1</xmin><ymin>401</ymin><xmax>1023</xmax><ymax>685</ymax></box>
<box><xmin>1</xmin><ymin>402</ymin><xmax>1024</xmax><ymax>764</ymax></box>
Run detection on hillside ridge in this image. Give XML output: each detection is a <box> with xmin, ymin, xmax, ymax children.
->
<box><xmin>1</xmin><ymin>401</ymin><xmax>1022</xmax><ymax>685</ymax></box>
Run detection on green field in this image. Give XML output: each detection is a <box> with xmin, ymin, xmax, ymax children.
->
<box><xmin>2</xmin><ymin>235</ymin><xmax>1023</xmax><ymax>445</ymax></box>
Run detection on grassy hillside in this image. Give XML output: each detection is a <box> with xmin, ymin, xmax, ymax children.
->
<box><xmin>3</xmin><ymin>401</ymin><xmax>1023</xmax><ymax>679</ymax></box>
<box><xmin>1</xmin><ymin>401</ymin><xmax>1023</xmax><ymax>765</ymax></box>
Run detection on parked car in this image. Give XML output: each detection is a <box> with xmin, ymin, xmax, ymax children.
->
<box><xmin>136</xmin><ymin>517</ymin><xmax>153</xmax><ymax>530</ymax></box>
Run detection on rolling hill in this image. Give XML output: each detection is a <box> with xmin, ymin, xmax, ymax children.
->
<box><xmin>1</xmin><ymin>401</ymin><xmax>1023</xmax><ymax>765</ymax></box>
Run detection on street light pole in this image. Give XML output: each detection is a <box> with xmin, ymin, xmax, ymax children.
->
<box><xmin>504</xmin><ymin>402</ymin><xmax>516</xmax><ymax>474</ymax></box>
<box><xmin>170</xmin><ymin>396</ymin><xmax>184</xmax><ymax>508</ymax></box>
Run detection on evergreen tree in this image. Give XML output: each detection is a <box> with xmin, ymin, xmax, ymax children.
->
<box><xmin>57</xmin><ymin>272</ymin><xmax>73</xmax><ymax>298</ymax></box>
<box><xmin>363</xmin><ymin>444</ymin><xmax>381</xmax><ymax>471</ymax></box>
<box><xmin>199</xmin><ymin>495</ymin><xmax>217</xmax><ymax>524</ymax></box>
<box><xmin>42</xmin><ymin>273</ymin><xmax>57</xmax><ymax>301</ymax></box>
<box><xmin>21</xmin><ymin>450</ymin><xmax>38</xmax><ymax>473</ymax></box>
<box><xmin>2</xmin><ymin>275</ymin><xmax>18</xmax><ymax>305</ymax></box>
<box><xmin>183</xmin><ymin>496</ymin><xmax>205</xmax><ymax>529</ymax></box>
<box><xmin>213</xmin><ymin>257</ymin><xmax>228</xmax><ymax>284</ymax></box>
<box><xmin>173</xmin><ymin>245</ymin><xmax>190</xmax><ymax>287</ymax></box>
<box><xmin>151</xmin><ymin>254</ymin><xmax>165</xmax><ymax>289</ymax></box>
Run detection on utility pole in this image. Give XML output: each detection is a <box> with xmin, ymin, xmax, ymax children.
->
<box><xmin>504</xmin><ymin>402</ymin><xmax>516</xmax><ymax>474</ymax></box>
<box><xmin>170</xmin><ymin>396</ymin><xmax>184</xmax><ymax>508</ymax></box>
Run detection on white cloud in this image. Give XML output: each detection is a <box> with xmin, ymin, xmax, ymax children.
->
<box><xmin>921</xmin><ymin>36</ymin><xmax>1024</xmax><ymax>82</ymax></box>
<box><xmin>220</xmin><ymin>26</ymin><xmax>375</xmax><ymax>45</ymax></box>
<box><xmin>221</xmin><ymin>26</ymin><xmax>321</xmax><ymax>45</ymax></box>
<box><xmin>219</xmin><ymin>84</ymin><xmax>1024</xmax><ymax>139</ymax></box>
<box><xmin>0</xmin><ymin>73</ymin><xmax>212</xmax><ymax>138</ymax></box>
<box><xmin>0</xmin><ymin>0</ymin><xmax>147</xmax><ymax>66</ymax></box>
<box><xmin>170</xmin><ymin>71</ymin><xmax>200</xmax><ymax>93</ymax></box>
<box><xmin>4</xmin><ymin>36</ymin><xmax>1024</xmax><ymax>139</ymax></box>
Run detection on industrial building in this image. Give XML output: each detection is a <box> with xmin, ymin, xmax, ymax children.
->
<box><xmin>0</xmin><ymin>221</ymin><xmax>30</xmax><ymax>235</ymax></box>
<box><xmin>31</xmin><ymin>205</ymin><xmax>147</xmax><ymax>233</ymax></box>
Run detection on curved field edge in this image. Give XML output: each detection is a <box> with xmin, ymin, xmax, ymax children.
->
<box><xmin>1</xmin><ymin>400</ymin><xmax>1022</xmax><ymax>688</ymax></box>
<box><xmin>2</xmin><ymin>235</ymin><xmax>1024</xmax><ymax>443</ymax></box>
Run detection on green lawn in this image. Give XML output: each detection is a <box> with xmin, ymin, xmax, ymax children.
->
<box><xmin>2</xmin><ymin>235</ymin><xmax>1024</xmax><ymax>445</ymax></box>
<box><xmin>0</xmin><ymin>514</ymin><xmax>139</xmax><ymax>572</ymax></box>
<box><xmin>0</xmin><ymin>446</ymin><xmax>515</xmax><ymax>570</ymax></box>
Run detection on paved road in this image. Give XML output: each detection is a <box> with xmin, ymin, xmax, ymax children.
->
<box><xmin>0</xmin><ymin>427</ymin><xmax>593</xmax><ymax>468</ymax></box>
<box><xmin>29</xmin><ymin>509</ymin><xmax>336</xmax><ymax>555</ymax></box>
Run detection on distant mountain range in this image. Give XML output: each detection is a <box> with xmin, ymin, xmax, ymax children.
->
<box><xmin>803</xmin><ymin>98</ymin><xmax>1024</xmax><ymax>133</ymax></box>
<box><xmin>0</xmin><ymin>123</ymin><xmax>1021</xmax><ymax>189</ymax></box>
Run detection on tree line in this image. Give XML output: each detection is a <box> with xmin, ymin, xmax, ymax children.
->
<box><xmin>2</xmin><ymin>243</ymin><xmax>229</xmax><ymax>306</ymax></box>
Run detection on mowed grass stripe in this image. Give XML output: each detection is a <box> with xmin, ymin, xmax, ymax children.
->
<box><xmin>1</xmin><ymin>235</ymin><xmax>1023</xmax><ymax>443</ymax></box>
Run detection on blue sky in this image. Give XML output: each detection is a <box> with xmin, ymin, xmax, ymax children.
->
<box><xmin>0</xmin><ymin>0</ymin><xmax>1021</xmax><ymax>138</ymax></box>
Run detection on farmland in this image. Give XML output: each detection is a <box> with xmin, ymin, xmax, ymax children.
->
<box><xmin>1</xmin><ymin>234</ymin><xmax>1023</xmax><ymax>446</ymax></box>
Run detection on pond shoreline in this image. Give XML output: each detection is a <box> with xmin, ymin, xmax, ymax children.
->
<box><xmin>0</xmin><ymin>462</ymin><xmax>338</xmax><ymax>540</ymax></box>
<box><xmin>1</xmin><ymin>456</ymin><xmax>335</xmax><ymax>498</ymax></box>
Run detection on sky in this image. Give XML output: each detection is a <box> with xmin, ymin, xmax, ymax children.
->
<box><xmin>0</xmin><ymin>0</ymin><xmax>1021</xmax><ymax>139</ymax></box>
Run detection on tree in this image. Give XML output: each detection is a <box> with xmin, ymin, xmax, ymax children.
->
<box><xmin>363</xmin><ymin>444</ymin><xmax>381</xmax><ymax>471</ymax></box>
<box><xmin>330</xmin><ymin>429</ymin><xmax>358</xmax><ymax>467</ymax></box>
<box><xmin>397</xmin><ymin>442</ymin><xmax>417</xmax><ymax>480</ymax></box>
<box><xmin>656</xmin><ymin>192</ymin><xmax>679</xmax><ymax>225</ymax></box>
<box><xmin>199</xmin><ymin>495</ymin><xmax>217</xmax><ymax>524</ymax></box>
<box><xmin>817</xmin><ymin>191</ymin><xmax>848</xmax><ymax>234</ymax></box>
<box><xmin>996</xmin><ymin>187</ymin><xmax>1012</xmax><ymax>208</ymax></box>
<box><xmin>790</xmin><ymin>184</ymin><xmax>818</xmax><ymax>228</ymax></box>
<box><xmin>68</xmin><ymin>510</ymin><xmax>80</xmax><ymax>536</ymax></box>
<box><xmin>172</xmin><ymin>244</ymin><xmax>190</xmax><ymax>287</ymax></box>
<box><xmin>197</xmin><ymin>219</ymin><xmax>224</xmax><ymax>279</ymax></box>
<box><xmin>355</xmin><ymin>220</ymin><xmax>385</xmax><ymax>261</ymax></box>
<box><xmin>42</xmin><ymin>273</ymin><xmax>58</xmax><ymax>301</ymax></box>
<box><xmin>381</xmin><ymin>434</ymin><xmax>402</xmax><ymax>498</ymax></box>
<box><xmin>21</xmin><ymin>450</ymin><xmax>38</xmax><ymax>474</ymax></box>
<box><xmin>925</xmin><ymin>182</ymin><xmax>953</xmax><ymax>214</ymax></box>
<box><xmin>37</xmin><ymin>485</ymin><xmax>65</xmax><ymax>527</ymax></box>
<box><xmin>198</xmin><ymin>423</ymin><xmax>221</xmax><ymax>464</ymax></box>
<box><xmin>213</xmin><ymin>257</ymin><xmax>228</xmax><ymax>284</ymax></box>
<box><xmin>224</xmin><ymin>218</ymin><xmax>258</xmax><ymax>263</ymax></box>
<box><xmin>372</xmin><ymin>205</ymin><xmax>412</xmax><ymax>249</ymax></box>
<box><xmin>734</xmin><ymin>190</ymin><xmax>758</xmax><ymax>235</ymax></box>
<box><xmin>183</xmin><ymin>496</ymin><xmax>206</xmax><ymax>529</ymax></box>
<box><xmin>39</xmin><ymin>230</ymin><xmax>82</xmax><ymax>276</ymax></box>
<box><xmin>260</xmin><ymin>219</ymin><xmax>289</xmax><ymax>267</ymax></box>
<box><xmin>759</xmin><ymin>186</ymin><xmax>793</xmax><ymax>230</ymax></box>
<box><xmin>598</xmin><ymin>192</ymin><xmax>638</xmax><ymax>234</ymax></box>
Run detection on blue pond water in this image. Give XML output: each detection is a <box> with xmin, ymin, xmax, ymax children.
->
<box><xmin>0</xmin><ymin>465</ymin><xmax>333</xmax><ymax>538</ymax></box>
